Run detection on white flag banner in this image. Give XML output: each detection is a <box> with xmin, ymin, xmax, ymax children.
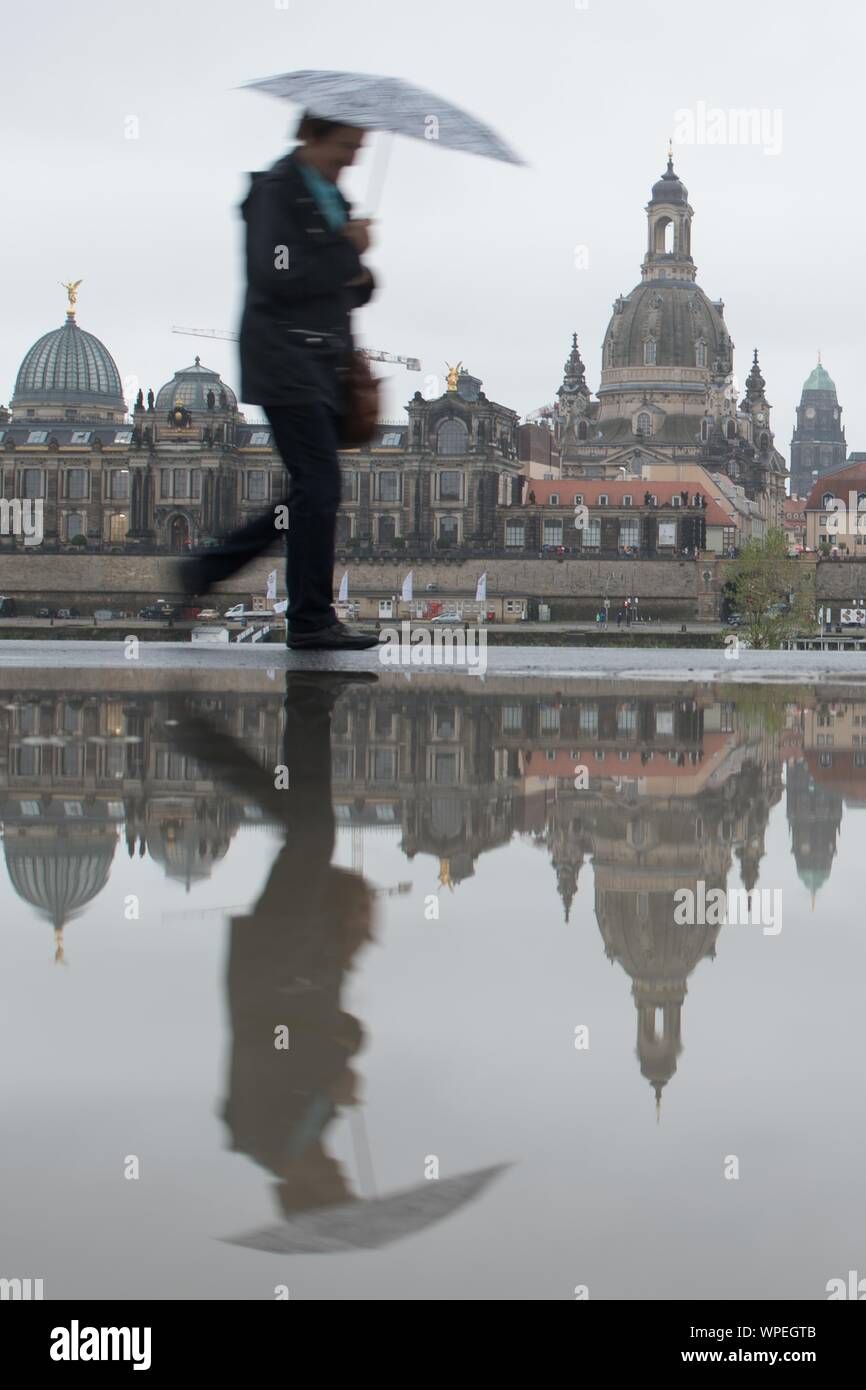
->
<box><xmin>273</xmin><ymin>599</ymin><xmax>289</xmax><ymax>615</ymax></box>
<box><xmin>266</xmin><ymin>569</ymin><xmax>278</xmax><ymax>601</ymax></box>
<box><xmin>475</xmin><ymin>573</ymin><xmax>487</xmax><ymax>602</ymax></box>
<box><xmin>401</xmin><ymin>571</ymin><xmax>414</xmax><ymax>602</ymax></box>
<box><xmin>338</xmin><ymin>572</ymin><xmax>349</xmax><ymax>603</ymax></box>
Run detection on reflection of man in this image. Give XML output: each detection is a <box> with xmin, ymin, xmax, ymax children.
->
<box><xmin>171</xmin><ymin>675</ymin><xmax>377</xmax><ymax>1217</ymax></box>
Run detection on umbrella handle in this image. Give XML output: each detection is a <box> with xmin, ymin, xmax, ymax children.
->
<box><xmin>361</xmin><ymin>130</ymin><xmax>393</xmax><ymax>218</ymax></box>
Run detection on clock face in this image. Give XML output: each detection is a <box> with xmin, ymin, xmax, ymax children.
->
<box><xmin>806</xmin><ymin>407</ymin><xmax>816</xmax><ymax>419</ymax></box>
<box><xmin>755</xmin><ymin>412</ymin><xmax>765</xmax><ymax>424</ymax></box>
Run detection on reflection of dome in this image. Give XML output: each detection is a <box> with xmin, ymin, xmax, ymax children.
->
<box><xmin>148</xmin><ymin>819</ymin><xmax>231</xmax><ymax>890</ymax></box>
<box><xmin>12</xmin><ymin>318</ymin><xmax>125</xmax><ymax>415</ymax></box>
<box><xmin>4</xmin><ymin>834</ymin><xmax>116</xmax><ymax>929</ymax></box>
<box><xmin>155</xmin><ymin>358</ymin><xmax>237</xmax><ymax>413</ymax></box>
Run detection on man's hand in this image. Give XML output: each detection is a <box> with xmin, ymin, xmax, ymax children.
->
<box><xmin>341</xmin><ymin>218</ymin><xmax>372</xmax><ymax>254</ymax></box>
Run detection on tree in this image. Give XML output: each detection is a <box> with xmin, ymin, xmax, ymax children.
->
<box><xmin>728</xmin><ymin>530</ymin><xmax>816</xmax><ymax>649</ymax></box>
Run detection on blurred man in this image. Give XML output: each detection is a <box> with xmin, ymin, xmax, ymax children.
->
<box><xmin>180</xmin><ymin>114</ymin><xmax>379</xmax><ymax>649</ymax></box>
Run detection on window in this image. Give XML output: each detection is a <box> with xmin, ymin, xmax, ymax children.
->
<box><xmin>598</xmin><ymin>494</ymin><xmax>608</xmax><ymax>506</ymax></box>
<box><xmin>540</xmin><ymin>705</ymin><xmax>560</xmax><ymax>733</ymax></box>
<box><xmin>637</xmin><ymin>412</ymin><xmax>651</xmax><ymax>435</ymax></box>
<box><xmin>439</xmin><ymin>470</ymin><xmax>462</xmax><ymax>500</ymax></box>
<box><xmin>543</xmin><ymin>520</ymin><xmax>563</xmax><ymax>547</ymax></box>
<box><xmin>191</xmin><ymin>469</ymin><xmax>202</xmax><ymax>499</ymax></box>
<box><xmin>643</xmin><ymin>340</ymin><xmax>657</xmax><ymax>365</ymax></box>
<box><xmin>439</xmin><ymin>516</ymin><xmax>459</xmax><ymax>546</ymax></box>
<box><xmin>617</xmin><ymin>703</ymin><xmax>637</xmax><ymax>735</ymax></box>
<box><xmin>695</xmin><ymin>342</ymin><xmax>707</xmax><ymax>367</ymax></box>
<box><xmin>574</xmin><ymin>494</ymin><xmax>583</xmax><ymax>506</ymax></box>
<box><xmin>26</xmin><ymin>431</ymin><xmax>48</xmax><ymax>444</ymax></box>
<box><xmin>108</xmin><ymin>470</ymin><xmax>129</xmax><ymax>500</ymax></box>
<box><xmin>438</xmin><ymin>419</ymin><xmax>469</xmax><ymax>456</ymax></box>
<box><xmin>583</xmin><ymin>519</ymin><xmax>601</xmax><ymax>547</ymax></box>
<box><xmin>249</xmin><ymin>430</ymin><xmax>271</xmax><ymax>446</ymax></box>
<box><xmin>822</xmin><ymin>493</ymin><xmax>835</xmax><ymax>508</ymax></box>
<box><xmin>373</xmin><ymin>748</ymin><xmax>397</xmax><ymax>781</ymax></box>
<box><xmin>378</xmin><ymin>471</ymin><xmax>400</xmax><ymax>502</ymax></box>
<box><xmin>65</xmin><ymin>468</ymin><xmax>87</xmax><ymax>500</ymax></box>
<box><xmin>341</xmin><ymin>471</ymin><xmax>356</xmax><ymax>502</ymax></box>
<box><xmin>21</xmin><ymin>469</ymin><xmax>43</xmax><ymax>498</ymax></box>
<box><xmin>69</xmin><ymin>430</ymin><xmax>91</xmax><ymax>445</ymax></box>
<box><xmin>620</xmin><ymin>518</ymin><xmax>639</xmax><ymax>549</ymax></box>
<box><xmin>160</xmin><ymin>469</ymin><xmax>171</xmax><ymax>498</ymax></box>
<box><xmin>66</xmin><ymin>512</ymin><xmax>86</xmax><ymax>541</ymax></box>
<box><xmin>549</xmin><ymin>493</ymin><xmax>559</xmax><ymax>506</ymax></box>
<box><xmin>109</xmin><ymin>513</ymin><xmax>128</xmax><ymax>543</ymax></box>
<box><xmin>505</xmin><ymin>522</ymin><xmax>525</xmax><ymax>548</ymax></box>
<box><xmin>623</xmin><ymin>495</ymin><xmax>632</xmax><ymax>506</ymax></box>
<box><xmin>701</xmin><ymin>419</ymin><xmax>711</xmax><ymax>442</ymax></box>
<box><xmin>336</xmin><ymin>514</ymin><xmax>353</xmax><ymax>544</ymax></box>
<box><xmin>381</xmin><ymin>431</ymin><xmax>402</xmax><ymax>447</ymax></box>
<box><xmin>114</xmin><ymin>429</ymin><xmax>133</xmax><ymax>445</ymax></box>
<box><xmin>378</xmin><ymin>514</ymin><xmax>397</xmax><ymax>545</ymax></box>
<box><xmin>579</xmin><ymin>703</ymin><xmax>598</xmax><ymax>734</ymax></box>
<box><xmin>578</xmin><ymin>421</ymin><xmax>589</xmax><ymax>440</ymax></box>
<box><xmin>502</xmin><ymin>705</ymin><xmax>523</xmax><ymax>731</ymax></box>
<box><xmin>246</xmin><ymin>471</ymin><xmax>266</xmax><ymax>501</ymax></box>
<box><xmin>726</xmin><ymin>420</ymin><xmax>736</xmax><ymax>440</ymax></box>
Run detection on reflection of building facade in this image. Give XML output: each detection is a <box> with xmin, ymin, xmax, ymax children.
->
<box><xmin>0</xmin><ymin>691</ymin><xmax>285</xmax><ymax>956</ymax></box>
<box><xmin>13</xmin><ymin>680</ymin><xmax>864</xmax><ymax>1112</ymax></box>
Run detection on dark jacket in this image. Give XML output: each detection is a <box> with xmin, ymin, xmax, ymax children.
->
<box><xmin>238</xmin><ymin>151</ymin><xmax>375</xmax><ymax>410</ymax></box>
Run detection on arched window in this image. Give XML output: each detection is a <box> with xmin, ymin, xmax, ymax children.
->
<box><xmin>822</xmin><ymin>492</ymin><xmax>836</xmax><ymax>508</ymax></box>
<box><xmin>643</xmin><ymin>339</ymin><xmax>657</xmax><ymax>366</ymax></box>
<box><xmin>606</xmin><ymin>341</ymin><xmax>615</xmax><ymax>367</ymax></box>
<box><xmin>437</xmin><ymin>418</ymin><xmax>468</xmax><ymax>456</ymax></box>
<box><xmin>759</xmin><ymin>433</ymin><xmax>769</xmax><ymax>453</ymax></box>
<box><xmin>695</xmin><ymin>341</ymin><xmax>707</xmax><ymax>368</ymax></box>
<box><xmin>701</xmin><ymin>419</ymin><xmax>711</xmax><ymax>442</ymax></box>
<box><xmin>726</xmin><ymin>420</ymin><xmax>736</xmax><ymax>440</ymax></box>
<box><xmin>637</xmin><ymin>411</ymin><xmax>651</xmax><ymax>435</ymax></box>
<box><xmin>578</xmin><ymin>420</ymin><xmax>588</xmax><ymax>440</ymax></box>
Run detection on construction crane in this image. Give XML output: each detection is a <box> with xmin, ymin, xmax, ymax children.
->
<box><xmin>171</xmin><ymin>326</ymin><xmax>421</xmax><ymax>373</ymax></box>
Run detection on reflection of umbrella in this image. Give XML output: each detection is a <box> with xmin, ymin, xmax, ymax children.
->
<box><xmin>241</xmin><ymin>69</ymin><xmax>525</xmax><ymax>166</ymax></box>
<box><xmin>222</xmin><ymin>1164</ymin><xmax>511</xmax><ymax>1254</ymax></box>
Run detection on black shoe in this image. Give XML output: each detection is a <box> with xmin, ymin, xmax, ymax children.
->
<box><xmin>175</xmin><ymin>555</ymin><xmax>213</xmax><ymax>600</ymax></box>
<box><xmin>287</xmin><ymin>622</ymin><xmax>379</xmax><ymax>651</ymax></box>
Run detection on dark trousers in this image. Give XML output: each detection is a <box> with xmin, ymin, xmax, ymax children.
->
<box><xmin>205</xmin><ymin>402</ymin><xmax>341</xmax><ymax>633</ymax></box>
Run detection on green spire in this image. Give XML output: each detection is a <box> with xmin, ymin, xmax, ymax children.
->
<box><xmin>802</xmin><ymin>354</ymin><xmax>836</xmax><ymax>395</ymax></box>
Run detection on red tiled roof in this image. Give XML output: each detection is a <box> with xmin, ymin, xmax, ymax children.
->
<box><xmin>522</xmin><ymin>480</ymin><xmax>733</xmax><ymax>527</ymax></box>
<box><xmin>805</xmin><ymin>463</ymin><xmax>866</xmax><ymax>509</ymax></box>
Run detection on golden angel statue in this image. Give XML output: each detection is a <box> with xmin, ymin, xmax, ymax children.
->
<box><xmin>61</xmin><ymin>279</ymin><xmax>83</xmax><ymax>312</ymax></box>
<box><xmin>445</xmin><ymin>360</ymin><xmax>463</xmax><ymax>392</ymax></box>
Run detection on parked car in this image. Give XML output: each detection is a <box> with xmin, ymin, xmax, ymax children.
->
<box><xmin>195</xmin><ymin>608</ymin><xmax>222</xmax><ymax>621</ymax></box>
<box><xmin>429</xmin><ymin>613</ymin><xmax>465</xmax><ymax>626</ymax></box>
<box><xmin>34</xmin><ymin>607</ymin><xmax>53</xmax><ymax>619</ymax></box>
<box><xmin>55</xmin><ymin>608</ymin><xmax>80</xmax><ymax>619</ymax></box>
<box><xmin>223</xmin><ymin>604</ymin><xmax>274</xmax><ymax>620</ymax></box>
<box><xmin>0</xmin><ymin>595</ymin><xmax>16</xmax><ymax>617</ymax></box>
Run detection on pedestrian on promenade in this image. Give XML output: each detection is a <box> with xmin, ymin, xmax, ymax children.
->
<box><xmin>178</xmin><ymin>113</ymin><xmax>379</xmax><ymax>650</ymax></box>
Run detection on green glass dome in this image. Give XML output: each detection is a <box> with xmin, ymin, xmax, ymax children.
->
<box><xmin>13</xmin><ymin>317</ymin><xmax>125</xmax><ymax>412</ymax></box>
<box><xmin>156</xmin><ymin>358</ymin><xmax>237</xmax><ymax>412</ymax></box>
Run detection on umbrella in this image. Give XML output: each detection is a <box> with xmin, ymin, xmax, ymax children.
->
<box><xmin>221</xmin><ymin>1163</ymin><xmax>511</xmax><ymax>1254</ymax></box>
<box><xmin>241</xmin><ymin>69</ymin><xmax>525</xmax><ymax>175</ymax></box>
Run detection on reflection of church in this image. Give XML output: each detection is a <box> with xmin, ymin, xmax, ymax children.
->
<box><xmin>2</xmin><ymin>678</ymin><xmax>827</xmax><ymax>1113</ymax></box>
<box><xmin>784</xmin><ymin>699</ymin><xmax>866</xmax><ymax>903</ymax></box>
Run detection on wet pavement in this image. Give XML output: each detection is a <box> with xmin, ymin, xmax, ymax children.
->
<box><xmin>1</xmin><ymin>658</ymin><xmax>864</xmax><ymax>1299</ymax></box>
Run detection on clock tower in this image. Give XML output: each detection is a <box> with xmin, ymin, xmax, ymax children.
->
<box><xmin>790</xmin><ymin>357</ymin><xmax>846</xmax><ymax>498</ymax></box>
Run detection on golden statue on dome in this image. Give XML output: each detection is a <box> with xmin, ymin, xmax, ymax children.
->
<box><xmin>61</xmin><ymin>279</ymin><xmax>83</xmax><ymax>317</ymax></box>
<box><xmin>445</xmin><ymin>361</ymin><xmax>463</xmax><ymax>392</ymax></box>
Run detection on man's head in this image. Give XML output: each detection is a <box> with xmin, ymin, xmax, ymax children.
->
<box><xmin>295</xmin><ymin>112</ymin><xmax>365</xmax><ymax>182</ymax></box>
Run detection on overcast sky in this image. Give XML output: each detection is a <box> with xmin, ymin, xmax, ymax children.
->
<box><xmin>3</xmin><ymin>0</ymin><xmax>863</xmax><ymax>471</ymax></box>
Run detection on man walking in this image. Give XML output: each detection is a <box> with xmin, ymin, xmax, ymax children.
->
<box><xmin>180</xmin><ymin>114</ymin><xmax>379</xmax><ymax>649</ymax></box>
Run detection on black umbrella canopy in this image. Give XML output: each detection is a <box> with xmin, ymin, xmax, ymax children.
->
<box><xmin>241</xmin><ymin>69</ymin><xmax>526</xmax><ymax>166</ymax></box>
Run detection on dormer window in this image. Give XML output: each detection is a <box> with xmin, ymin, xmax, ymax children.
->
<box><xmin>549</xmin><ymin>493</ymin><xmax>559</xmax><ymax>506</ymax></box>
<box><xmin>822</xmin><ymin>492</ymin><xmax>836</xmax><ymax>508</ymax></box>
<box><xmin>637</xmin><ymin>411</ymin><xmax>651</xmax><ymax>435</ymax></box>
<box><xmin>623</xmin><ymin>495</ymin><xmax>632</xmax><ymax>506</ymax></box>
<box><xmin>598</xmin><ymin>494</ymin><xmax>608</xmax><ymax>506</ymax></box>
<box><xmin>643</xmin><ymin>340</ymin><xmax>657</xmax><ymax>366</ymax></box>
<box><xmin>695</xmin><ymin>341</ymin><xmax>707</xmax><ymax>368</ymax></box>
<box><xmin>574</xmin><ymin>493</ymin><xmax>583</xmax><ymax>505</ymax></box>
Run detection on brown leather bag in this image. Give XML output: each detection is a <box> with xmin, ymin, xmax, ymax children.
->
<box><xmin>339</xmin><ymin>351</ymin><xmax>380</xmax><ymax>447</ymax></box>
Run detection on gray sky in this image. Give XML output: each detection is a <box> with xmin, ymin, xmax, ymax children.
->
<box><xmin>3</xmin><ymin>0</ymin><xmax>863</xmax><ymax>466</ymax></box>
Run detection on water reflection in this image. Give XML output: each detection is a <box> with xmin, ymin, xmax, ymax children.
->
<box><xmin>1</xmin><ymin>680</ymin><xmax>863</xmax><ymax>1102</ymax></box>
